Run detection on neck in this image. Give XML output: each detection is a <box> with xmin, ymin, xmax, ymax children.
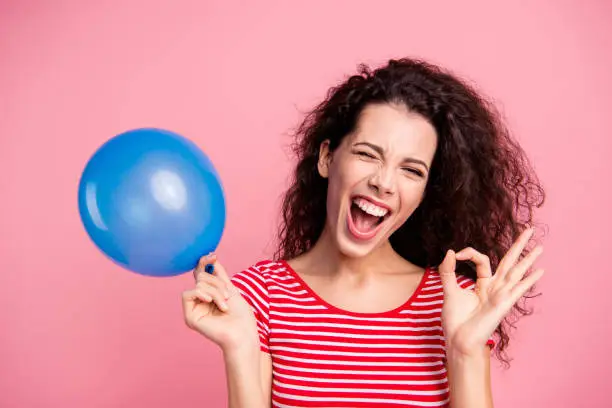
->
<box><xmin>303</xmin><ymin>223</ymin><xmax>400</xmax><ymax>280</ymax></box>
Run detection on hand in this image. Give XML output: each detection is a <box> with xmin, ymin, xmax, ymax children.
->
<box><xmin>438</xmin><ymin>227</ymin><xmax>545</xmax><ymax>356</ymax></box>
<box><xmin>181</xmin><ymin>253</ymin><xmax>258</xmax><ymax>352</ymax></box>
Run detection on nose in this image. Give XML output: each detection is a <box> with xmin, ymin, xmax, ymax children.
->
<box><xmin>368</xmin><ymin>165</ymin><xmax>395</xmax><ymax>196</ymax></box>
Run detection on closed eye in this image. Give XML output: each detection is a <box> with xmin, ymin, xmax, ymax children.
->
<box><xmin>356</xmin><ymin>151</ymin><xmax>376</xmax><ymax>159</ymax></box>
<box><xmin>403</xmin><ymin>168</ymin><xmax>424</xmax><ymax>177</ymax></box>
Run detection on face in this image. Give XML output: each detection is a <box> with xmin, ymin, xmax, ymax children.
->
<box><xmin>318</xmin><ymin>103</ymin><xmax>438</xmax><ymax>258</ymax></box>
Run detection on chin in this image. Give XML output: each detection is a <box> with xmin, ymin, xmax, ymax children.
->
<box><xmin>334</xmin><ymin>217</ymin><xmax>392</xmax><ymax>259</ymax></box>
<box><xmin>336</xmin><ymin>236</ymin><xmax>375</xmax><ymax>258</ymax></box>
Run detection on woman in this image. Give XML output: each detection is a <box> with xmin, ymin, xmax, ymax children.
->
<box><xmin>182</xmin><ymin>58</ymin><xmax>546</xmax><ymax>407</ymax></box>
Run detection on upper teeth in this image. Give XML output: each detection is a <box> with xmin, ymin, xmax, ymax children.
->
<box><xmin>353</xmin><ymin>198</ymin><xmax>389</xmax><ymax>217</ymax></box>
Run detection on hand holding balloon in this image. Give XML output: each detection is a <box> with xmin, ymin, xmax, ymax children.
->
<box><xmin>78</xmin><ymin>128</ymin><xmax>226</xmax><ymax>277</ymax></box>
<box><xmin>182</xmin><ymin>253</ymin><xmax>259</xmax><ymax>351</ymax></box>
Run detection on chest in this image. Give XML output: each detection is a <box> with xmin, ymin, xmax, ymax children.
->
<box><xmin>302</xmin><ymin>273</ymin><xmax>424</xmax><ymax>314</ymax></box>
<box><xmin>267</xmin><ymin>310</ymin><xmax>449</xmax><ymax>407</ymax></box>
<box><xmin>265</xmin><ymin>264</ymin><xmax>450</xmax><ymax>406</ymax></box>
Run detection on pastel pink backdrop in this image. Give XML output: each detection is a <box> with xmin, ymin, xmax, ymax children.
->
<box><xmin>1</xmin><ymin>1</ymin><xmax>610</xmax><ymax>407</ymax></box>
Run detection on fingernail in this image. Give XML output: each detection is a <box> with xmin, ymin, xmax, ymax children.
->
<box><xmin>220</xmin><ymin>302</ymin><xmax>228</xmax><ymax>311</ymax></box>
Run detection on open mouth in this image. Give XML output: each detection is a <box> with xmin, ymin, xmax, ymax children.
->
<box><xmin>347</xmin><ymin>196</ymin><xmax>392</xmax><ymax>240</ymax></box>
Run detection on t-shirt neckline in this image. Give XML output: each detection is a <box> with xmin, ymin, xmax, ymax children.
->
<box><xmin>278</xmin><ymin>259</ymin><xmax>431</xmax><ymax>318</ymax></box>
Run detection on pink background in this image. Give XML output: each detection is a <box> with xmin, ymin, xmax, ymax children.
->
<box><xmin>1</xmin><ymin>1</ymin><xmax>610</xmax><ymax>407</ymax></box>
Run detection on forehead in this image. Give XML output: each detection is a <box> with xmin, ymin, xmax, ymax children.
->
<box><xmin>348</xmin><ymin>103</ymin><xmax>438</xmax><ymax>160</ymax></box>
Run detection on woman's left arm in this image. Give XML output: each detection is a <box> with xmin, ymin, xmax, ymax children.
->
<box><xmin>438</xmin><ymin>227</ymin><xmax>545</xmax><ymax>408</ymax></box>
<box><xmin>445</xmin><ymin>345</ymin><xmax>493</xmax><ymax>408</ymax></box>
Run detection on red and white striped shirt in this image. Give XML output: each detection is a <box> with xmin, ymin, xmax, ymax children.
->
<box><xmin>231</xmin><ymin>259</ymin><xmax>494</xmax><ymax>408</ymax></box>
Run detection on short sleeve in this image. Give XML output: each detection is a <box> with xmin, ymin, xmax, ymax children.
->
<box><xmin>231</xmin><ymin>265</ymin><xmax>270</xmax><ymax>354</ymax></box>
<box><xmin>457</xmin><ymin>275</ymin><xmax>497</xmax><ymax>350</ymax></box>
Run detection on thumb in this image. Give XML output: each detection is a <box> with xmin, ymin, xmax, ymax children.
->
<box><xmin>208</xmin><ymin>255</ymin><xmax>232</xmax><ymax>286</ymax></box>
<box><xmin>438</xmin><ymin>249</ymin><xmax>459</xmax><ymax>295</ymax></box>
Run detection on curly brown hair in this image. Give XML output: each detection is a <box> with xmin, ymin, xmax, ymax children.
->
<box><xmin>274</xmin><ymin>57</ymin><xmax>546</xmax><ymax>366</ymax></box>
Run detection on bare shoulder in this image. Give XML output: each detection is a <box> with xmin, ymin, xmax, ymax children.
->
<box><xmin>283</xmin><ymin>252</ymin><xmax>321</xmax><ymax>277</ymax></box>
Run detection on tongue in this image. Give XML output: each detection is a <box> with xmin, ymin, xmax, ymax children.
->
<box><xmin>351</xmin><ymin>206</ymin><xmax>380</xmax><ymax>232</ymax></box>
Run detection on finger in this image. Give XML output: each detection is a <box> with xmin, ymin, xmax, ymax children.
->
<box><xmin>497</xmin><ymin>227</ymin><xmax>535</xmax><ymax>276</ymax></box>
<box><xmin>196</xmin><ymin>283</ymin><xmax>229</xmax><ymax>312</ymax></box>
<box><xmin>194</xmin><ymin>253</ymin><xmax>222</xmax><ymax>283</ymax></box>
<box><xmin>505</xmin><ymin>245</ymin><xmax>544</xmax><ymax>287</ymax></box>
<box><xmin>182</xmin><ymin>288</ymin><xmax>212</xmax><ymax>304</ymax></box>
<box><xmin>509</xmin><ymin>268</ymin><xmax>545</xmax><ymax>303</ymax></box>
<box><xmin>438</xmin><ymin>250</ymin><xmax>459</xmax><ymax>295</ymax></box>
<box><xmin>181</xmin><ymin>289</ymin><xmax>212</xmax><ymax>323</ymax></box>
<box><xmin>209</xmin><ymin>257</ymin><xmax>232</xmax><ymax>286</ymax></box>
<box><xmin>196</xmin><ymin>275</ymin><xmax>230</xmax><ymax>298</ymax></box>
<box><xmin>196</xmin><ymin>253</ymin><xmax>232</xmax><ymax>286</ymax></box>
<box><xmin>201</xmin><ymin>254</ymin><xmax>215</xmax><ymax>274</ymax></box>
<box><xmin>182</xmin><ymin>289</ymin><xmax>203</xmax><ymax>328</ymax></box>
<box><xmin>455</xmin><ymin>247</ymin><xmax>493</xmax><ymax>280</ymax></box>
<box><xmin>194</xmin><ymin>253</ymin><xmax>215</xmax><ymax>280</ymax></box>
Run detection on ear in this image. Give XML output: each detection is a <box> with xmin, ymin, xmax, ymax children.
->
<box><xmin>317</xmin><ymin>140</ymin><xmax>332</xmax><ymax>178</ymax></box>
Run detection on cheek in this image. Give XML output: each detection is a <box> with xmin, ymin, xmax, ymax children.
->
<box><xmin>325</xmin><ymin>172</ymin><xmax>345</xmax><ymax>217</ymax></box>
<box><xmin>328</xmin><ymin>157</ymin><xmax>363</xmax><ymax>191</ymax></box>
<box><xmin>397</xmin><ymin>185</ymin><xmax>427</xmax><ymax>218</ymax></box>
<box><xmin>325</xmin><ymin>160</ymin><xmax>362</xmax><ymax>217</ymax></box>
<box><xmin>326</xmin><ymin>185</ymin><xmax>342</xmax><ymax>212</ymax></box>
<box><xmin>340</xmin><ymin>157</ymin><xmax>376</xmax><ymax>184</ymax></box>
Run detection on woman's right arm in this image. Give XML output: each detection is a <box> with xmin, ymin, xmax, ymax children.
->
<box><xmin>224</xmin><ymin>346</ymin><xmax>272</xmax><ymax>408</ymax></box>
<box><xmin>182</xmin><ymin>254</ymin><xmax>273</xmax><ymax>408</ymax></box>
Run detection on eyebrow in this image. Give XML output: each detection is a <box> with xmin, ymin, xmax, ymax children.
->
<box><xmin>353</xmin><ymin>142</ymin><xmax>430</xmax><ymax>171</ymax></box>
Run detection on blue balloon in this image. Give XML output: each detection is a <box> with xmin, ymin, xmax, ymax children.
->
<box><xmin>78</xmin><ymin>128</ymin><xmax>226</xmax><ymax>277</ymax></box>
